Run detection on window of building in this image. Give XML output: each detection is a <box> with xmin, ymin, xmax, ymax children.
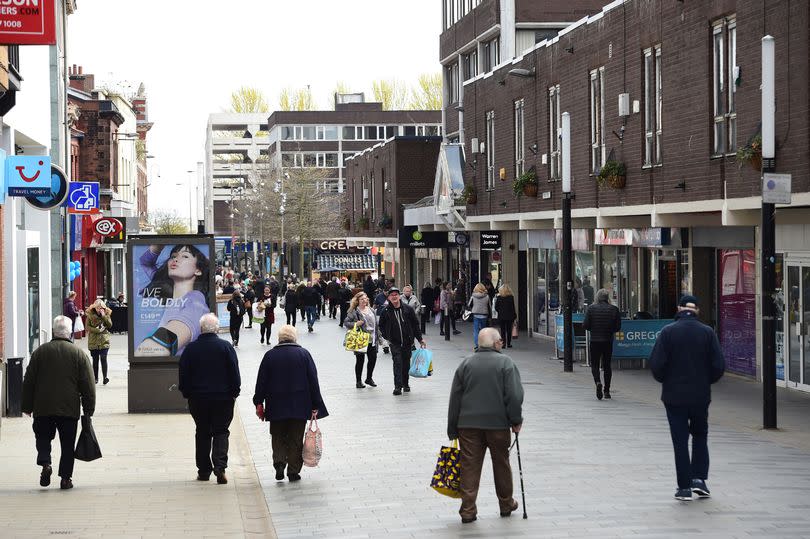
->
<box><xmin>303</xmin><ymin>153</ymin><xmax>317</xmax><ymax>167</ymax></box>
<box><xmin>446</xmin><ymin>62</ymin><xmax>460</xmax><ymax>103</ymax></box>
<box><xmin>426</xmin><ymin>125</ymin><xmax>440</xmax><ymax>136</ymax></box>
<box><xmin>343</xmin><ymin>152</ymin><xmax>356</xmax><ymax>167</ymax></box>
<box><xmin>643</xmin><ymin>45</ymin><xmax>663</xmax><ymax>166</ymax></box>
<box><xmin>549</xmin><ymin>85</ymin><xmax>561</xmax><ymax>180</ymax></box>
<box><xmin>462</xmin><ymin>49</ymin><xmax>478</xmax><ymax>80</ymax></box>
<box><xmin>514</xmin><ymin>99</ymin><xmax>525</xmax><ymax>178</ymax></box>
<box><xmin>590</xmin><ymin>67</ymin><xmax>606</xmax><ymax>174</ymax></box>
<box><xmin>482</xmin><ymin>37</ymin><xmax>500</xmax><ymax>72</ymax></box>
<box><xmin>486</xmin><ymin>110</ymin><xmax>495</xmax><ymax>190</ymax></box>
<box><xmin>386</xmin><ymin>126</ymin><xmax>398</xmax><ymax>138</ymax></box>
<box><xmin>301</xmin><ymin>126</ymin><xmax>316</xmax><ymax>140</ymax></box>
<box><xmin>403</xmin><ymin>125</ymin><xmax>416</xmax><ymax>136</ymax></box>
<box><xmin>370</xmin><ymin>170</ymin><xmax>376</xmax><ymax>220</ymax></box>
<box><xmin>712</xmin><ymin>16</ymin><xmax>737</xmax><ymax>156</ymax></box>
<box><xmin>281</xmin><ymin>126</ymin><xmax>294</xmax><ymax>140</ymax></box>
<box><xmin>316</xmin><ymin>125</ymin><xmax>338</xmax><ymax>140</ymax></box>
<box><xmin>342</xmin><ymin>125</ymin><xmax>357</xmax><ymax>140</ymax></box>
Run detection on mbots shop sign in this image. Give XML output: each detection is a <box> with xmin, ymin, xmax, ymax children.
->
<box><xmin>0</xmin><ymin>0</ymin><xmax>57</xmax><ymax>45</ymax></box>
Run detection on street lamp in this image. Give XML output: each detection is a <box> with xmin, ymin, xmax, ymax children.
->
<box><xmin>561</xmin><ymin>111</ymin><xmax>574</xmax><ymax>373</ymax></box>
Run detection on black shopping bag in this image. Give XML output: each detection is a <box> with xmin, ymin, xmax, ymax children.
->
<box><xmin>74</xmin><ymin>415</ymin><xmax>102</xmax><ymax>462</ymax></box>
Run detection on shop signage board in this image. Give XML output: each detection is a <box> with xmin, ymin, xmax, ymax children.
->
<box><xmin>67</xmin><ymin>181</ymin><xmax>100</xmax><ymax>214</ymax></box>
<box><xmin>94</xmin><ymin>216</ymin><xmax>126</xmax><ymax>244</ymax></box>
<box><xmin>25</xmin><ymin>163</ymin><xmax>68</xmax><ymax>209</ymax></box>
<box><xmin>397</xmin><ymin>226</ymin><xmax>448</xmax><ymax>248</ymax></box>
<box><xmin>480</xmin><ymin>231</ymin><xmax>501</xmax><ymax>250</ymax></box>
<box><xmin>555</xmin><ymin>312</ymin><xmax>585</xmax><ymax>353</ymax></box>
<box><xmin>595</xmin><ymin>228</ymin><xmax>673</xmax><ymax>248</ymax></box>
<box><xmin>0</xmin><ymin>0</ymin><xmax>56</xmax><ymax>45</ymax></box>
<box><xmin>762</xmin><ymin>173</ymin><xmax>791</xmax><ymax>204</ymax></box>
<box><xmin>5</xmin><ymin>155</ymin><xmax>51</xmax><ymax>196</ymax></box>
<box><xmin>556</xmin><ymin>316</ymin><xmax>672</xmax><ymax>359</ymax></box>
<box><xmin>595</xmin><ymin>228</ymin><xmax>633</xmax><ymax>246</ymax></box>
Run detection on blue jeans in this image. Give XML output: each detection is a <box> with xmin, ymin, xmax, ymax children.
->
<box><xmin>305</xmin><ymin>306</ymin><xmax>317</xmax><ymax>328</ymax></box>
<box><xmin>665</xmin><ymin>403</ymin><xmax>710</xmax><ymax>489</ymax></box>
<box><xmin>473</xmin><ymin>316</ymin><xmax>488</xmax><ymax>347</ymax></box>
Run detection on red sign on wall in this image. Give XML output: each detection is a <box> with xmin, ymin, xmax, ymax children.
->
<box><xmin>0</xmin><ymin>0</ymin><xmax>56</xmax><ymax>45</ymax></box>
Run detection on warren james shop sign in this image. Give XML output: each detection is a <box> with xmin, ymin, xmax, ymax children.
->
<box><xmin>0</xmin><ymin>0</ymin><xmax>56</xmax><ymax>45</ymax></box>
<box><xmin>481</xmin><ymin>231</ymin><xmax>501</xmax><ymax>250</ymax></box>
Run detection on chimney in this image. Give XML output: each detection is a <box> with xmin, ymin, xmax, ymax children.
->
<box><xmin>78</xmin><ymin>66</ymin><xmax>83</xmax><ymax>75</ymax></box>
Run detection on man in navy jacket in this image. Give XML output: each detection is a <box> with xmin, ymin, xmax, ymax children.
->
<box><xmin>649</xmin><ymin>295</ymin><xmax>725</xmax><ymax>501</ymax></box>
<box><xmin>179</xmin><ymin>313</ymin><xmax>241</xmax><ymax>485</ymax></box>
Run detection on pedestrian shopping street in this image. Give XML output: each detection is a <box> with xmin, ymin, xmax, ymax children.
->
<box><xmin>1</xmin><ymin>317</ymin><xmax>810</xmax><ymax>538</ymax></box>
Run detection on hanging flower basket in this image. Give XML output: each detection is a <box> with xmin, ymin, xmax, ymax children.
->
<box><xmin>607</xmin><ymin>174</ymin><xmax>626</xmax><ymax>189</ymax></box>
<box><xmin>597</xmin><ymin>160</ymin><xmax>627</xmax><ymax>190</ymax></box>
<box><xmin>462</xmin><ymin>184</ymin><xmax>477</xmax><ymax>205</ymax></box>
<box><xmin>378</xmin><ymin>215</ymin><xmax>393</xmax><ymax>229</ymax></box>
<box><xmin>522</xmin><ymin>183</ymin><xmax>539</xmax><ymax>197</ymax></box>
<box><xmin>736</xmin><ymin>134</ymin><xmax>762</xmax><ymax>171</ymax></box>
<box><xmin>359</xmin><ymin>216</ymin><xmax>369</xmax><ymax>230</ymax></box>
<box><xmin>513</xmin><ymin>169</ymin><xmax>538</xmax><ymax>197</ymax></box>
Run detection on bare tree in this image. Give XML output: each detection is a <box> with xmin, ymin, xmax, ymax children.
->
<box><xmin>149</xmin><ymin>210</ymin><xmax>189</xmax><ymax>234</ymax></box>
<box><xmin>230</xmin><ymin>86</ymin><xmax>270</xmax><ymax>113</ymax></box>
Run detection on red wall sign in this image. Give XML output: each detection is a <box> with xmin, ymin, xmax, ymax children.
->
<box><xmin>0</xmin><ymin>0</ymin><xmax>56</xmax><ymax>45</ymax></box>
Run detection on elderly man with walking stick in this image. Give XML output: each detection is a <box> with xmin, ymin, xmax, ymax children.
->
<box><xmin>447</xmin><ymin>327</ymin><xmax>525</xmax><ymax>524</ymax></box>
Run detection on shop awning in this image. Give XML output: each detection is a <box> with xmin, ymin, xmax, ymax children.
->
<box><xmin>317</xmin><ymin>254</ymin><xmax>376</xmax><ymax>272</ymax></box>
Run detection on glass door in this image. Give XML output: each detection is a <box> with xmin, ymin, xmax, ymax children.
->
<box><xmin>786</xmin><ymin>264</ymin><xmax>810</xmax><ymax>390</ymax></box>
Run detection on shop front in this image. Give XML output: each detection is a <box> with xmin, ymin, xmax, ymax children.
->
<box><xmin>777</xmin><ymin>224</ymin><xmax>810</xmax><ymax>391</ymax></box>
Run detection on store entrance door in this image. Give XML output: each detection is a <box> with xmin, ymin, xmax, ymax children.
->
<box><xmin>785</xmin><ymin>264</ymin><xmax>810</xmax><ymax>391</ymax></box>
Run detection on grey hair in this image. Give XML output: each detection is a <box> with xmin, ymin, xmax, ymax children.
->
<box><xmin>478</xmin><ymin>327</ymin><xmax>502</xmax><ymax>348</ymax></box>
<box><xmin>277</xmin><ymin>324</ymin><xmax>298</xmax><ymax>343</ymax></box>
<box><xmin>596</xmin><ymin>289</ymin><xmax>610</xmax><ymax>303</ymax></box>
<box><xmin>200</xmin><ymin>313</ymin><xmax>220</xmax><ymax>334</ymax></box>
<box><xmin>53</xmin><ymin>316</ymin><xmax>74</xmax><ymax>339</ymax></box>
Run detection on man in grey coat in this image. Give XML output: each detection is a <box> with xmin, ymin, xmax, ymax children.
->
<box><xmin>447</xmin><ymin>327</ymin><xmax>524</xmax><ymax>523</ymax></box>
<box><xmin>22</xmin><ymin>316</ymin><xmax>96</xmax><ymax>490</ymax></box>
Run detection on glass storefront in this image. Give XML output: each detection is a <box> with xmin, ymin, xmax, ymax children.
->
<box><xmin>534</xmin><ymin>249</ymin><xmax>560</xmax><ymax>337</ymax></box>
<box><xmin>718</xmin><ymin>249</ymin><xmax>757</xmax><ymax>377</ymax></box>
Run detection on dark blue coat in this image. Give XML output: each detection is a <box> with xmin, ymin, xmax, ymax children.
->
<box><xmin>178</xmin><ymin>333</ymin><xmax>241</xmax><ymax>401</ymax></box>
<box><xmin>252</xmin><ymin>343</ymin><xmax>329</xmax><ymax>421</ymax></box>
<box><xmin>649</xmin><ymin>311</ymin><xmax>725</xmax><ymax>406</ymax></box>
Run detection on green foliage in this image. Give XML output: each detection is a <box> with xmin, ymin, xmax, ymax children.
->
<box><xmin>461</xmin><ymin>184</ymin><xmax>477</xmax><ymax>203</ymax></box>
<box><xmin>230</xmin><ymin>86</ymin><xmax>269</xmax><ymax>113</ymax></box>
<box><xmin>279</xmin><ymin>86</ymin><xmax>317</xmax><ymax>111</ymax></box>
<box><xmin>410</xmin><ymin>73</ymin><xmax>442</xmax><ymax>110</ymax></box>
<box><xmin>596</xmin><ymin>160</ymin><xmax>626</xmax><ymax>188</ymax></box>
<box><xmin>736</xmin><ymin>134</ymin><xmax>762</xmax><ymax>166</ymax></box>
<box><xmin>512</xmin><ymin>169</ymin><xmax>538</xmax><ymax>196</ymax></box>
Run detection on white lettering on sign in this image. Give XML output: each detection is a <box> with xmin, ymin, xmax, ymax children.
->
<box><xmin>319</xmin><ymin>240</ymin><xmax>347</xmax><ymax>250</ymax></box>
<box><xmin>141</xmin><ymin>297</ymin><xmax>188</xmax><ymax>308</ymax></box>
<box><xmin>0</xmin><ymin>1</ymin><xmax>41</xmax><ymax>6</ymax></box>
<box><xmin>623</xmin><ymin>330</ymin><xmax>663</xmax><ymax>341</ymax></box>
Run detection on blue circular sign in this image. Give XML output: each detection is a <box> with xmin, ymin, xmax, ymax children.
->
<box><xmin>25</xmin><ymin>164</ymin><xmax>69</xmax><ymax>210</ymax></box>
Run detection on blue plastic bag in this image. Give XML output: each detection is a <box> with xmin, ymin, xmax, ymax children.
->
<box><xmin>409</xmin><ymin>348</ymin><xmax>433</xmax><ymax>378</ymax></box>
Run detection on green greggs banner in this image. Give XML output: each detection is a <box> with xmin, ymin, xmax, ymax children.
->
<box><xmin>398</xmin><ymin>226</ymin><xmax>449</xmax><ymax>248</ymax></box>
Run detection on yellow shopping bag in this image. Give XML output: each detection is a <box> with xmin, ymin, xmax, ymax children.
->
<box><xmin>343</xmin><ymin>324</ymin><xmax>370</xmax><ymax>353</ymax></box>
<box><xmin>430</xmin><ymin>439</ymin><xmax>461</xmax><ymax>498</ymax></box>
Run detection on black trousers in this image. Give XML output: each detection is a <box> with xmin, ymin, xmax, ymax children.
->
<box><xmin>285</xmin><ymin>310</ymin><xmax>297</xmax><ymax>326</ymax></box>
<box><xmin>33</xmin><ymin>416</ymin><xmax>79</xmax><ymax>479</ymax></box>
<box><xmin>229</xmin><ymin>319</ymin><xmax>241</xmax><ymax>344</ymax></box>
<box><xmin>188</xmin><ymin>398</ymin><xmax>235</xmax><ymax>474</ymax></box>
<box><xmin>390</xmin><ymin>343</ymin><xmax>411</xmax><ymax>389</ymax></box>
<box><xmin>270</xmin><ymin>419</ymin><xmax>307</xmax><ymax>475</ymax></box>
<box><xmin>499</xmin><ymin>320</ymin><xmax>513</xmax><ymax>347</ymax></box>
<box><xmin>338</xmin><ymin>303</ymin><xmax>349</xmax><ymax>326</ymax></box>
<box><xmin>665</xmin><ymin>403</ymin><xmax>710</xmax><ymax>489</ymax></box>
<box><xmin>355</xmin><ymin>346</ymin><xmax>378</xmax><ymax>382</ymax></box>
<box><xmin>589</xmin><ymin>340</ymin><xmax>613</xmax><ymax>389</ymax></box>
<box><xmin>441</xmin><ymin>311</ymin><xmax>457</xmax><ymax>333</ymax></box>
<box><xmin>90</xmin><ymin>348</ymin><xmax>109</xmax><ymax>382</ymax></box>
<box><xmin>420</xmin><ymin>310</ymin><xmax>429</xmax><ymax>335</ymax></box>
<box><xmin>260</xmin><ymin>319</ymin><xmax>273</xmax><ymax>343</ymax></box>
<box><xmin>329</xmin><ymin>299</ymin><xmax>338</xmax><ymax>318</ymax></box>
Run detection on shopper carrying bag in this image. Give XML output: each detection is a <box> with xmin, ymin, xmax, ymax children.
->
<box><xmin>302</xmin><ymin>411</ymin><xmax>323</xmax><ymax>467</ymax></box>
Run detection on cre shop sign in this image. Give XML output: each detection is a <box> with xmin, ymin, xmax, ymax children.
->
<box><xmin>0</xmin><ymin>0</ymin><xmax>56</xmax><ymax>45</ymax></box>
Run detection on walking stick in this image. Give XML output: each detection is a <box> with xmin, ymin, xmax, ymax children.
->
<box><xmin>514</xmin><ymin>432</ymin><xmax>528</xmax><ymax>519</ymax></box>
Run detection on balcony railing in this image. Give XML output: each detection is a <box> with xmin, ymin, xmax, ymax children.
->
<box><xmin>8</xmin><ymin>45</ymin><xmax>20</xmax><ymax>77</ymax></box>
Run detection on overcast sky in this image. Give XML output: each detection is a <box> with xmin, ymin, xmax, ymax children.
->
<box><xmin>7</xmin><ymin>0</ymin><xmax>441</xmax><ymax>216</ymax></box>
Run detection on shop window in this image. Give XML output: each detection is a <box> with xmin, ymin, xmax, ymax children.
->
<box><xmin>712</xmin><ymin>16</ymin><xmax>737</xmax><ymax>156</ymax></box>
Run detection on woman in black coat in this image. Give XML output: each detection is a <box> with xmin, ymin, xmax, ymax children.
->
<box><xmin>284</xmin><ymin>287</ymin><xmax>299</xmax><ymax>326</ymax></box>
<box><xmin>494</xmin><ymin>284</ymin><xmax>517</xmax><ymax>348</ymax></box>
<box><xmin>226</xmin><ymin>291</ymin><xmax>246</xmax><ymax>346</ymax></box>
<box><xmin>420</xmin><ymin>282</ymin><xmax>434</xmax><ymax>335</ymax></box>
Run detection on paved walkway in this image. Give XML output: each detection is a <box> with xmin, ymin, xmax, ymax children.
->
<box><xmin>234</xmin><ymin>311</ymin><xmax>810</xmax><ymax>539</ymax></box>
<box><xmin>0</xmin><ymin>335</ymin><xmax>275</xmax><ymax>538</ymax></box>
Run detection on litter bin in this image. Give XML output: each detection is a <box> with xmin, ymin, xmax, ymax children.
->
<box><xmin>5</xmin><ymin>357</ymin><xmax>23</xmax><ymax>417</ymax></box>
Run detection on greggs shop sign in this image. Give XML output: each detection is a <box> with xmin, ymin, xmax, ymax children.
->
<box><xmin>0</xmin><ymin>0</ymin><xmax>56</xmax><ymax>45</ymax></box>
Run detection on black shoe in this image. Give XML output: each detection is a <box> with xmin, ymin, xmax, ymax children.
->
<box><xmin>393</xmin><ymin>388</ymin><xmax>402</xmax><ymax>396</ymax></box>
<box><xmin>691</xmin><ymin>479</ymin><xmax>711</xmax><ymax>498</ymax></box>
<box><xmin>308</xmin><ymin>326</ymin><xmax>313</xmax><ymax>333</ymax></box>
<box><xmin>274</xmin><ymin>463</ymin><xmax>285</xmax><ymax>481</ymax></box>
<box><xmin>596</xmin><ymin>383</ymin><xmax>603</xmax><ymax>400</ymax></box>
<box><xmin>196</xmin><ymin>472</ymin><xmax>210</xmax><ymax>481</ymax></box>
<box><xmin>288</xmin><ymin>473</ymin><xmax>301</xmax><ymax>482</ymax></box>
<box><xmin>506</xmin><ymin>344</ymin><xmax>513</xmax><ymax>348</ymax></box>
<box><xmin>440</xmin><ymin>332</ymin><xmax>445</xmax><ymax>336</ymax></box>
<box><xmin>500</xmin><ymin>500</ymin><xmax>519</xmax><ymax>517</ymax></box>
<box><xmin>383</xmin><ymin>346</ymin><xmax>390</xmax><ymax>354</ymax></box>
<box><xmin>95</xmin><ymin>379</ymin><xmax>99</xmax><ymax>384</ymax></box>
<box><xmin>365</xmin><ymin>378</ymin><xmax>377</xmax><ymax>387</ymax></box>
<box><xmin>675</xmin><ymin>488</ymin><xmax>693</xmax><ymax>501</ymax></box>
<box><xmin>214</xmin><ymin>470</ymin><xmax>227</xmax><ymax>484</ymax></box>
<box><xmin>40</xmin><ymin>465</ymin><xmax>52</xmax><ymax>487</ymax></box>
<box><xmin>60</xmin><ymin>478</ymin><xmax>73</xmax><ymax>490</ymax></box>
<box><xmin>103</xmin><ymin>377</ymin><xmax>110</xmax><ymax>385</ymax></box>
<box><xmin>260</xmin><ymin>338</ymin><xmax>264</xmax><ymax>344</ymax></box>
<box><xmin>356</xmin><ymin>381</ymin><xmax>366</xmax><ymax>388</ymax></box>
<box><xmin>403</xmin><ymin>386</ymin><xmax>411</xmax><ymax>392</ymax></box>
<box><xmin>453</xmin><ymin>330</ymin><xmax>461</xmax><ymax>335</ymax></box>
<box><xmin>604</xmin><ymin>388</ymin><xmax>611</xmax><ymax>399</ymax></box>
<box><xmin>461</xmin><ymin>516</ymin><xmax>477</xmax><ymax>524</ymax></box>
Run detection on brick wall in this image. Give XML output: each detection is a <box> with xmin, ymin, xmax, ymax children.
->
<box><xmin>461</xmin><ymin>0</ymin><xmax>809</xmax><ymax>219</ymax></box>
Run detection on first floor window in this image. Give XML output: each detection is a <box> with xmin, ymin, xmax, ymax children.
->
<box><xmin>514</xmin><ymin>99</ymin><xmax>525</xmax><ymax>177</ymax></box>
<box><xmin>549</xmin><ymin>85</ymin><xmax>561</xmax><ymax>179</ymax></box>
<box><xmin>486</xmin><ymin>110</ymin><xmax>495</xmax><ymax>190</ymax></box>
<box><xmin>590</xmin><ymin>67</ymin><xmax>605</xmax><ymax>173</ymax></box>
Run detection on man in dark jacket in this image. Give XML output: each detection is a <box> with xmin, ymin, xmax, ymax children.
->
<box><xmin>337</xmin><ymin>281</ymin><xmax>354</xmax><ymax>327</ymax></box>
<box><xmin>582</xmin><ymin>288</ymin><xmax>622</xmax><ymax>400</ymax></box>
<box><xmin>178</xmin><ymin>313</ymin><xmax>241</xmax><ymax>485</ymax></box>
<box><xmin>448</xmin><ymin>327</ymin><xmax>524</xmax><ymax>523</ymax></box>
<box><xmin>22</xmin><ymin>316</ymin><xmax>96</xmax><ymax>490</ymax></box>
<box><xmin>300</xmin><ymin>281</ymin><xmax>320</xmax><ymax>332</ymax></box>
<box><xmin>649</xmin><ymin>295</ymin><xmax>725</xmax><ymax>501</ymax></box>
<box><xmin>326</xmin><ymin>278</ymin><xmax>340</xmax><ymax>319</ymax></box>
<box><xmin>253</xmin><ymin>325</ymin><xmax>328</xmax><ymax>482</ymax></box>
<box><xmin>379</xmin><ymin>287</ymin><xmax>426</xmax><ymax>395</ymax></box>
<box><xmin>243</xmin><ymin>287</ymin><xmax>256</xmax><ymax>329</ymax></box>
